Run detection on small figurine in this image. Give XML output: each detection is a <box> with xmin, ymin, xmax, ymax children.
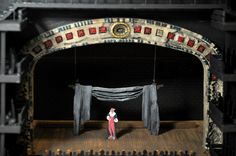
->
<box><xmin>106</xmin><ymin>108</ymin><xmax>118</xmax><ymax>140</ymax></box>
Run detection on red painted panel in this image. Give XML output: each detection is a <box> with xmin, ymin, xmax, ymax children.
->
<box><xmin>187</xmin><ymin>39</ymin><xmax>195</xmax><ymax>47</ymax></box>
<box><xmin>178</xmin><ymin>36</ymin><xmax>185</xmax><ymax>43</ymax></box>
<box><xmin>66</xmin><ymin>32</ymin><xmax>73</xmax><ymax>40</ymax></box>
<box><xmin>43</xmin><ymin>40</ymin><xmax>53</xmax><ymax>49</ymax></box>
<box><xmin>134</xmin><ymin>26</ymin><xmax>142</xmax><ymax>33</ymax></box>
<box><xmin>144</xmin><ymin>27</ymin><xmax>152</xmax><ymax>34</ymax></box>
<box><xmin>55</xmin><ymin>36</ymin><xmax>63</xmax><ymax>43</ymax></box>
<box><xmin>89</xmin><ymin>27</ymin><xmax>97</xmax><ymax>35</ymax></box>
<box><xmin>167</xmin><ymin>32</ymin><xmax>175</xmax><ymax>40</ymax></box>
<box><xmin>197</xmin><ymin>45</ymin><xmax>206</xmax><ymax>53</ymax></box>
<box><xmin>77</xmin><ymin>29</ymin><xmax>85</xmax><ymax>37</ymax></box>
<box><xmin>99</xmin><ymin>26</ymin><xmax>107</xmax><ymax>33</ymax></box>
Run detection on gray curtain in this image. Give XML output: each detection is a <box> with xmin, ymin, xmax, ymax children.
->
<box><xmin>73</xmin><ymin>84</ymin><xmax>92</xmax><ymax>134</ymax></box>
<box><xmin>142</xmin><ymin>84</ymin><xmax>159</xmax><ymax>135</ymax></box>
<box><xmin>92</xmin><ymin>86</ymin><xmax>143</xmax><ymax>101</ymax></box>
<box><xmin>74</xmin><ymin>83</ymin><xmax>159</xmax><ymax>135</ymax></box>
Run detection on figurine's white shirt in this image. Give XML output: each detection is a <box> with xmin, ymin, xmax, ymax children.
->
<box><xmin>109</xmin><ymin>112</ymin><xmax>116</xmax><ymax>117</ymax></box>
<box><xmin>107</xmin><ymin>112</ymin><xmax>118</xmax><ymax>122</ymax></box>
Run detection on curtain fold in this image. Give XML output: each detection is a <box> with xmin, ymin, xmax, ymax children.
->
<box><xmin>74</xmin><ymin>83</ymin><xmax>159</xmax><ymax>135</ymax></box>
<box><xmin>92</xmin><ymin>86</ymin><xmax>143</xmax><ymax>102</ymax></box>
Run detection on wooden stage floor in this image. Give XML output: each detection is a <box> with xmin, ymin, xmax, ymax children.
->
<box><xmin>33</xmin><ymin>120</ymin><xmax>209</xmax><ymax>156</ymax></box>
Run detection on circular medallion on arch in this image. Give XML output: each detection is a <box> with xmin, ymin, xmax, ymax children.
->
<box><xmin>111</xmin><ymin>22</ymin><xmax>131</xmax><ymax>39</ymax></box>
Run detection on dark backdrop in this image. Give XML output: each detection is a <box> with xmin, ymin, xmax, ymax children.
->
<box><xmin>34</xmin><ymin>43</ymin><xmax>203</xmax><ymax>121</ymax></box>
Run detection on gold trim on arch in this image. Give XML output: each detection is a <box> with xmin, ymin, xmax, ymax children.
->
<box><xmin>110</xmin><ymin>22</ymin><xmax>131</xmax><ymax>39</ymax></box>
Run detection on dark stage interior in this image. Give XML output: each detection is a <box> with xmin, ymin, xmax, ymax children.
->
<box><xmin>34</xmin><ymin>43</ymin><xmax>203</xmax><ymax>121</ymax></box>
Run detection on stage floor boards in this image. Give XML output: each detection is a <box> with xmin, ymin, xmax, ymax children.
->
<box><xmin>33</xmin><ymin>121</ymin><xmax>209</xmax><ymax>156</ymax></box>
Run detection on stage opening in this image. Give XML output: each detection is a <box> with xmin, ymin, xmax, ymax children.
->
<box><xmin>32</xmin><ymin>43</ymin><xmax>206</xmax><ymax>155</ymax></box>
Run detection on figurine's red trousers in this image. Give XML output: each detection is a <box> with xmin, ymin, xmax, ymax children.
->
<box><xmin>108</xmin><ymin>117</ymin><xmax>115</xmax><ymax>136</ymax></box>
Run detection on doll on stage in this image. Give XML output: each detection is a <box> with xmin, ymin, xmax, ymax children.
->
<box><xmin>106</xmin><ymin>108</ymin><xmax>118</xmax><ymax>140</ymax></box>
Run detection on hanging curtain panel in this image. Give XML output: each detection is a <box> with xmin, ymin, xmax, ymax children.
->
<box><xmin>73</xmin><ymin>84</ymin><xmax>92</xmax><ymax>134</ymax></box>
<box><xmin>73</xmin><ymin>83</ymin><xmax>159</xmax><ymax>135</ymax></box>
<box><xmin>142</xmin><ymin>84</ymin><xmax>159</xmax><ymax>135</ymax></box>
<box><xmin>92</xmin><ymin>86</ymin><xmax>143</xmax><ymax>102</ymax></box>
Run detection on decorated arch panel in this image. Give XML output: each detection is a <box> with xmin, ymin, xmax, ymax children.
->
<box><xmin>23</xmin><ymin>18</ymin><xmax>219</xmax><ymax>64</ymax></box>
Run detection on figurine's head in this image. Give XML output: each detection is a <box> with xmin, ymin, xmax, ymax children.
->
<box><xmin>110</xmin><ymin>108</ymin><xmax>115</xmax><ymax>112</ymax></box>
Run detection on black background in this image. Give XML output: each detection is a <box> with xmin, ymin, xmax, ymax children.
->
<box><xmin>34</xmin><ymin>43</ymin><xmax>203</xmax><ymax>121</ymax></box>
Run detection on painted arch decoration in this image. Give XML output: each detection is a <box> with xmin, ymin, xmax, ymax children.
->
<box><xmin>23</xmin><ymin>17</ymin><xmax>219</xmax><ymax>62</ymax></box>
<box><xmin>21</xmin><ymin>18</ymin><xmax>222</xmax><ymax>149</ymax></box>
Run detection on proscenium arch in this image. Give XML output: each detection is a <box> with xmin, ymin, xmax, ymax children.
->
<box><xmin>22</xmin><ymin>17</ymin><xmax>220</xmax><ymax>148</ymax></box>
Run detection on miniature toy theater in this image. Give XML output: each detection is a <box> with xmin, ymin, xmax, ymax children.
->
<box><xmin>1</xmin><ymin>1</ymin><xmax>236</xmax><ymax>156</ymax></box>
